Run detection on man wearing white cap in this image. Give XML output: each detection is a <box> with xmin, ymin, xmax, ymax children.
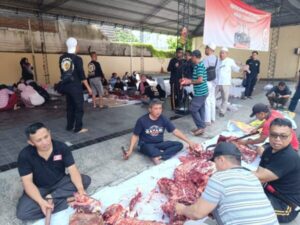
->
<box><xmin>215</xmin><ymin>47</ymin><xmax>248</xmax><ymax>117</ymax></box>
<box><xmin>59</xmin><ymin>37</ymin><xmax>92</xmax><ymax>133</ymax></box>
<box><xmin>203</xmin><ymin>44</ymin><xmax>217</xmax><ymax>125</ymax></box>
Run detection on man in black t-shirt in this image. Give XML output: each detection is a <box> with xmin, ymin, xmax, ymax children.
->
<box><xmin>254</xmin><ymin>118</ymin><xmax>300</xmax><ymax>223</ymax></box>
<box><xmin>59</xmin><ymin>37</ymin><xmax>92</xmax><ymax>133</ymax></box>
<box><xmin>16</xmin><ymin>123</ymin><xmax>91</xmax><ymax>221</ymax></box>
<box><xmin>124</xmin><ymin>100</ymin><xmax>197</xmax><ymax>165</ymax></box>
<box><xmin>88</xmin><ymin>51</ymin><xmax>105</xmax><ymax>108</ymax></box>
<box><xmin>167</xmin><ymin>47</ymin><xmax>184</xmax><ymax>110</ymax></box>
<box><xmin>244</xmin><ymin>51</ymin><xmax>260</xmax><ymax>98</ymax></box>
<box><xmin>266</xmin><ymin>81</ymin><xmax>292</xmax><ymax>108</ymax></box>
<box><xmin>288</xmin><ymin>70</ymin><xmax>300</xmax><ymax>112</ymax></box>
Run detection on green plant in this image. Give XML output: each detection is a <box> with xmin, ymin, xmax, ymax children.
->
<box><xmin>167</xmin><ymin>36</ymin><xmax>192</xmax><ymax>51</ymax></box>
<box><xmin>115</xmin><ymin>28</ymin><xmax>139</xmax><ymax>43</ymax></box>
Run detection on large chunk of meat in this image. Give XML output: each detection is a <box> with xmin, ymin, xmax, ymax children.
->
<box><xmin>70</xmin><ymin>193</ymin><xmax>102</xmax><ymax>214</ymax></box>
<box><xmin>129</xmin><ymin>190</ymin><xmax>142</xmax><ymax>211</ymax></box>
<box><xmin>69</xmin><ymin>213</ymin><xmax>104</xmax><ymax>225</ymax></box>
<box><xmin>103</xmin><ymin>204</ymin><xmax>127</xmax><ymax>225</ymax></box>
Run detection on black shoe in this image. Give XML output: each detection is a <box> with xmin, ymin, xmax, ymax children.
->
<box><xmin>247</xmin><ymin>96</ymin><xmax>252</xmax><ymax>99</ymax></box>
<box><xmin>219</xmin><ymin>113</ymin><xmax>225</xmax><ymax>117</ymax></box>
<box><xmin>66</xmin><ymin>126</ymin><xmax>73</xmax><ymax>131</ymax></box>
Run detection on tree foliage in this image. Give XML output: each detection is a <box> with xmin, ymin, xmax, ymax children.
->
<box><xmin>167</xmin><ymin>36</ymin><xmax>192</xmax><ymax>51</ymax></box>
<box><xmin>115</xmin><ymin>28</ymin><xmax>139</xmax><ymax>43</ymax></box>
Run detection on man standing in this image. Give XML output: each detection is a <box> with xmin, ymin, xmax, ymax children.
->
<box><xmin>59</xmin><ymin>37</ymin><xmax>92</xmax><ymax>133</ymax></box>
<box><xmin>266</xmin><ymin>81</ymin><xmax>292</xmax><ymax>108</ymax></box>
<box><xmin>203</xmin><ymin>44</ymin><xmax>217</xmax><ymax>125</ymax></box>
<box><xmin>124</xmin><ymin>100</ymin><xmax>196</xmax><ymax>165</ymax></box>
<box><xmin>244</xmin><ymin>51</ymin><xmax>260</xmax><ymax>99</ymax></box>
<box><xmin>167</xmin><ymin>47</ymin><xmax>184</xmax><ymax>110</ymax></box>
<box><xmin>175</xmin><ymin>142</ymin><xmax>279</xmax><ymax>225</ymax></box>
<box><xmin>16</xmin><ymin>123</ymin><xmax>91</xmax><ymax>220</ymax></box>
<box><xmin>288</xmin><ymin>70</ymin><xmax>300</xmax><ymax>112</ymax></box>
<box><xmin>255</xmin><ymin>118</ymin><xmax>300</xmax><ymax>223</ymax></box>
<box><xmin>215</xmin><ymin>47</ymin><xmax>247</xmax><ymax>117</ymax></box>
<box><xmin>88</xmin><ymin>51</ymin><xmax>105</xmax><ymax>108</ymax></box>
<box><xmin>187</xmin><ymin>50</ymin><xmax>208</xmax><ymax>136</ymax></box>
<box><xmin>238</xmin><ymin>103</ymin><xmax>299</xmax><ymax>150</ymax></box>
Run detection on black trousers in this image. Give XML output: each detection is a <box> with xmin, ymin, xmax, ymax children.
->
<box><xmin>64</xmin><ymin>83</ymin><xmax>84</xmax><ymax>132</ymax></box>
<box><xmin>288</xmin><ymin>86</ymin><xmax>300</xmax><ymax>112</ymax></box>
<box><xmin>244</xmin><ymin>74</ymin><xmax>257</xmax><ymax>97</ymax></box>
<box><xmin>16</xmin><ymin>174</ymin><xmax>91</xmax><ymax>221</ymax></box>
<box><xmin>265</xmin><ymin>191</ymin><xmax>299</xmax><ymax>223</ymax></box>
<box><xmin>170</xmin><ymin>81</ymin><xmax>182</xmax><ymax>110</ymax></box>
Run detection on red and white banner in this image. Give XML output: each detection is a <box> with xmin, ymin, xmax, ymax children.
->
<box><xmin>203</xmin><ymin>0</ymin><xmax>271</xmax><ymax>51</ymax></box>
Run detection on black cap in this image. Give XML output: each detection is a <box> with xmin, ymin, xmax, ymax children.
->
<box><xmin>192</xmin><ymin>50</ymin><xmax>201</xmax><ymax>58</ymax></box>
<box><xmin>211</xmin><ymin>142</ymin><xmax>241</xmax><ymax>161</ymax></box>
<box><xmin>250</xmin><ymin>103</ymin><xmax>269</xmax><ymax>117</ymax></box>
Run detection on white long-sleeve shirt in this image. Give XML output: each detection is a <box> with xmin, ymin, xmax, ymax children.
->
<box><xmin>216</xmin><ymin>57</ymin><xmax>240</xmax><ymax>85</ymax></box>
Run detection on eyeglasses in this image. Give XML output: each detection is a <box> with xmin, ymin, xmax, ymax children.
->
<box><xmin>269</xmin><ymin>132</ymin><xmax>290</xmax><ymax>140</ymax></box>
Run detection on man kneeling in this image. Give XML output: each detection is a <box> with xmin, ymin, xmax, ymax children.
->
<box><xmin>124</xmin><ymin>100</ymin><xmax>196</xmax><ymax>164</ymax></box>
<box><xmin>16</xmin><ymin>122</ymin><xmax>91</xmax><ymax>221</ymax></box>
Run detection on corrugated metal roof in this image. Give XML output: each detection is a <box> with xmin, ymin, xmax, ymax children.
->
<box><xmin>0</xmin><ymin>0</ymin><xmax>299</xmax><ymax>36</ymax></box>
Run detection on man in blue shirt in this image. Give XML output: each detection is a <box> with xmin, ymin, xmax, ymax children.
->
<box><xmin>124</xmin><ymin>99</ymin><xmax>197</xmax><ymax>165</ymax></box>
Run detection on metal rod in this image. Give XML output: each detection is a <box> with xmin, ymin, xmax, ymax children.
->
<box><xmin>28</xmin><ymin>18</ymin><xmax>38</xmax><ymax>81</ymax></box>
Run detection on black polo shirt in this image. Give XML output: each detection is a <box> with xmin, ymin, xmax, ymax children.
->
<box><xmin>246</xmin><ymin>58</ymin><xmax>260</xmax><ymax>76</ymax></box>
<box><xmin>17</xmin><ymin>140</ymin><xmax>75</xmax><ymax>188</ymax></box>
<box><xmin>260</xmin><ymin>143</ymin><xmax>300</xmax><ymax>205</ymax></box>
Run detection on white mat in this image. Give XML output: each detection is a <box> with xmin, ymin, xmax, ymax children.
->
<box><xmin>32</xmin><ymin>132</ymin><xmax>260</xmax><ymax>225</ymax></box>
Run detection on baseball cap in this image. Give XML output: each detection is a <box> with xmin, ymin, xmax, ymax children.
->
<box><xmin>211</xmin><ymin>142</ymin><xmax>241</xmax><ymax>161</ymax></box>
<box><xmin>250</xmin><ymin>103</ymin><xmax>269</xmax><ymax>117</ymax></box>
<box><xmin>221</xmin><ymin>47</ymin><xmax>229</xmax><ymax>52</ymax></box>
<box><xmin>192</xmin><ymin>50</ymin><xmax>201</xmax><ymax>58</ymax></box>
<box><xmin>66</xmin><ymin>37</ymin><xmax>77</xmax><ymax>54</ymax></box>
<box><xmin>207</xmin><ymin>43</ymin><xmax>216</xmax><ymax>51</ymax></box>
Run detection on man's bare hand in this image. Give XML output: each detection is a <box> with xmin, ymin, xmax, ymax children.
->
<box><xmin>38</xmin><ymin>199</ymin><xmax>54</xmax><ymax>216</ymax></box>
<box><xmin>175</xmin><ymin>202</ymin><xmax>186</xmax><ymax>216</ymax></box>
<box><xmin>123</xmin><ymin>149</ymin><xmax>132</xmax><ymax>160</ymax></box>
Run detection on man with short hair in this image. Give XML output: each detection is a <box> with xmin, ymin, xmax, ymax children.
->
<box><xmin>88</xmin><ymin>51</ymin><xmax>105</xmax><ymax>108</ymax></box>
<box><xmin>203</xmin><ymin>44</ymin><xmax>217</xmax><ymax>125</ymax></box>
<box><xmin>59</xmin><ymin>37</ymin><xmax>92</xmax><ymax>133</ymax></box>
<box><xmin>215</xmin><ymin>47</ymin><xmax>248</xmax><ymax>117</ymax></box>
<box><xmin>288</xmin><ymin>70</ymin><xmax>300</xmax><ymax>112</ymax></box>
<box><xmin>182</xmin><ymin>50</ymin><xmax>194</xmax><ymax>79</ymax></box>
<box><xmin>16</xmin><ymin>123</ymin><xmax>91</xmax><ymax>221</ymax></box>
<box><xmin>124</xmin><ymin>100</ymin><xmax>196</xmax><ymax>165</ymax></box>
<box><xmin>244</xmin><ymin>51</ymin><xmax>260</xmax><ymax>99</ymax></box>
<box><xmin>175</xmin><ymin>142</ymin><xmax>279</xmax><ymax>225</ymax></box>
<box><xmin>255</xmin><ymin>118</ymin><xmax>300</xmax><ymax>223</ymax></box>
<box><xmin>266</xmin><ymin>81</ymin><xmax>292</xmax><ymax>108</ymax></box>
<box><xmin>187</xmin><ymin>50</ymin><xmax>208</xmax><ymax>136</ymax></box>
<box><xmin>167</xmin><ymin>47</ymin><xmax>184</xmax><ymax>110</ymax></box>
<box><xmin>238</xmin><ymin>103</ymin><xmax>299</xmax><ymax>150</ymax></box>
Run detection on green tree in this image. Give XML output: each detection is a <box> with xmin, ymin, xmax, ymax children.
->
<box><xmin>115</xmin><ymin>28</ymin><xmax>139</xmax><ymax>43</ymax></box>
<box><xmin>167</xmin><ymin>36</ymin><xmax>192</xmax><ymax>51</ymax></box>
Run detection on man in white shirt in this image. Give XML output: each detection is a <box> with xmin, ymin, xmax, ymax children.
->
<box><xmin>215</xmin><ymin>47</ymin><xmax>247</xmax><ymax>117</ymax></box>
<box><xmin>203</xmin><ymin>43</ymin><xmax>218</xmax><ymax>125</ymax></box>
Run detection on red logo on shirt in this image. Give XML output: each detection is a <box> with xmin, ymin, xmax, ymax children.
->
<box><xmin>53</xmin><ymin>154</ymin><xmax>62</xmax><ymax>161</ymax></box>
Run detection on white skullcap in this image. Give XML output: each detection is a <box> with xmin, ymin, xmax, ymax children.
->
<box><xmin>66</xmin><ymin>37</ymin><xmax>77</xmax><ymax>54</ymax></box>
<box><xmin>221</xmin><ymin>47</ymin><xmax>229</xmax><ymax>52</ymax></box>
<box><xmin>207</xmin><ymin>43</ymin><xmax>216</xmax><ymax>51</ymax></box>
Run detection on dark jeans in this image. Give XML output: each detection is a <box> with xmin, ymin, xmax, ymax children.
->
<box><xmin>265</xmin><ymin>191</ymin><xmax>299</xmax><ymax>223</ymax></box>
<box><xmin>139</xmin><ymin>141</ymin><xmax>183</xmax><ymax>160</ymax></box>
<box><xmin>268</xmin><ymin>96</ymin><xmax>289</xmax><ymax>107</ymax></box>
<box><xmin>16</xmin><ymin>174</ymin><xmax>91</xmax><ymax>221</ymax></box>
<box><xmin>189</xmin><ymin>95</ymin><xmax>207</xmax><ymax>129</ymax></box>
<box><xmin>288</xmin><ymin>87</ymin><xmax>300</xmax><ymax>112</ymax></box>
<box><xmin>170</xmin><ymin>81</ymin><xmax>182</xmax><ymax>110</ymax></box>
<box><xmin>244</xmin><ymin>74</ymin><xmax>257</xmax><ymax>97</ymax></box>
<box><xmin>64</xmin><ymin>83</ymin><xmax>84</xmax><ymax>132</ymax></box>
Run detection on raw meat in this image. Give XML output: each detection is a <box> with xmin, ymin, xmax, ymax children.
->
<box><xmin>70</xmin><ymin>193</ymin><xmax>102</xmax><ymax>214</ymax></box>
<box><xmin>129</xmin><ymin>190</ymin><xmax>142</xmax><ymax>211</ymax></box>
<box><xmin>103</xmin><ymin>204</ymin><xmax>127</xmax><ymax>225</ymax></box>
<box><xmin>157</xmin><ymin>152</ymin><xmax>216</xmax><ymax>224</ymax></box>
<box><xmin>69</xmin><ymin>213</ymin><xmax>104</xmax><ymax>225</ymax></box>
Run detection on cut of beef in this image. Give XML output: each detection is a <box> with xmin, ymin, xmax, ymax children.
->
<box><xmin>129</xmin><ymin>190</ymin><xmax>142</xmax><ymax>211</ymax></box>
<box><xmin>103</xmin><ymin>204</ymin><xmax>127</xmax><ymax>225</ymax></box>
<box><xmin>69</xmin><ymin>213</ymin><xmax>104</xmax><ymax>225</ymax></box>
<box><xmin>115</xmin><ymin>218</ymin><xmax>166</xmax><ymax>225</ymax></box>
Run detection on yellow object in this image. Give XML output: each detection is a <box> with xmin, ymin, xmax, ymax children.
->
<box><xmin>249</xmin><ymin>119</ymin><xmax>265</xmax><ymax>128</ymax></box>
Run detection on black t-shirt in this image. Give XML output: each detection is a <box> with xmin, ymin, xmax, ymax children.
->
<box><xmin>182</xmin><ymin>59</ymin><xmax>194</xmax><ymax>79</ymax></box>
<box><xmin>144</xmin><ymin>85</ymin><xmax>166</xmax><ymax>100</ymax></box>
<box><xmin>18</xmin><ymin>140</ymin><xmax>75</xmax><ymax>188</ymax></box>
<box><xmin>260</xmin><ymin>143</ymin><xmax>300</xmax><ymax>205</ymax></box>
<box><xmin>246</xmin><ymin>58</ymin><xmax>260</xmax><ymax>76</ymax></box>
<box><xmin>167</xmin><ymin>58</ymin><xmax>184</xmax><ymax>83</ymax></box>
<box><xmin>88</xmin><ymin>60</ymin><xmax>104</xmax><ymax>79</ymax></box>
<box><xmin>133</xmin><ymin>114</ymin><xmax>176</xmax><ymax>144</ymax></box>
<box><xmin>114</xmin><ymin>82</ymin><xmax>124</xmax><ymax>90</ymax></box>
<box><xmin>21</xmin><ymin>63</ymin><xmax>34</xmax><ymax>81</ymax></box>
<box><xmin>267</xmin><ymin>86</ymin><xmax>292</xmax><ymax>96</ymax></box>
<box><xmin>59</xmin><ymin>53</ymin><xmax>86</xmax><ymax>84</ymax></box>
